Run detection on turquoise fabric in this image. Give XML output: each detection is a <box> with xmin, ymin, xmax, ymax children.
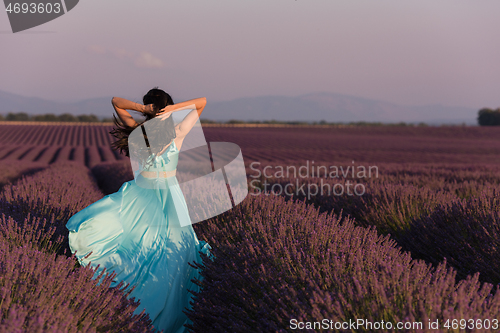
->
<box><xmin>66</xmin><ymin>141</ymin><xmax>211</xmax><ymax>333</ymax></box>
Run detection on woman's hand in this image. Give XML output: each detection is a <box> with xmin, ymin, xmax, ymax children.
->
<box><xmin>157</xmin><ymin>105</ymin><xmax>174</xmax><ymax>121</ymax></box>
<box><xmin>143</xmin><ymin>104</ymin><xmax>156</xmax><ymax>116</ymax></box>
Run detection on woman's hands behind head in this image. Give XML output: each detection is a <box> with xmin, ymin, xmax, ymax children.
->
<box><xmin>157</xmin><ymin>105</ymin><xmax>174</xmax><ymax>121</ymax></box>
<box><xmin>144</xmin><ymin>104</ymin><xmax>156</xmax><ymax>116</ymax></box>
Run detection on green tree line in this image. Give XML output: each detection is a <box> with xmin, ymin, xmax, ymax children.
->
<box><xmin>0</xmin><ymin>112</ymin><xmax>429</xmax><ymax>126</ymax></box>
<box><xmin>0</xmin><ymin>112</ymin><xmax>112</xmax><ymax>122</ymax></box>
<box><xmin>477</xmin><ymin>108</ymin><xmax>500</xmax><ymax>126</ymax></box>
<box><xmin>0</xmin><ymin>112</ymin><xmax>476</xmax><ymax>126</ymax></box>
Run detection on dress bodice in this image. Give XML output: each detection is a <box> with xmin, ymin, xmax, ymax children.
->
<box><xmin>139</xmin><ymin>141</ymin><xmax>179</xmax><ymax>173</ymax></box>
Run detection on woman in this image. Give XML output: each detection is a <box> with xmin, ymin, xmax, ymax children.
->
<box><xmin>66</xmin><ymin>87</ymin><xmax>211</xmax><ymax>333</ymax></box>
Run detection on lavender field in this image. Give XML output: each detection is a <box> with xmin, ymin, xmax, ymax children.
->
<box><xmin>2</xmin><ymin>122</ymin><xmax>500</xmax><ymax>332</ymax></box>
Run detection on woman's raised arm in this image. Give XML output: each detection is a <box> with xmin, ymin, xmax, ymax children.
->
<box><xmin>111</xmin><ymin>97</ymin><xmax>154</xmax><ymax>127</ymax></box>
<box><xmin>158</xmin><ymin>97</ymin><xmax>207</xmax><ymax>138</ymax></box>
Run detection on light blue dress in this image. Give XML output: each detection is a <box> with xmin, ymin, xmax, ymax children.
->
<box><xmin>66</xmin><ymin>141</ymin><xmax>211</xmax><ymax>333</ymax></box>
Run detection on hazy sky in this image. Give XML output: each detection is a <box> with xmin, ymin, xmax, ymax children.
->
<box><xmin>1</xmin><ymin>0</ymin><xmax>499</xmax><ymax>109</ymax></box>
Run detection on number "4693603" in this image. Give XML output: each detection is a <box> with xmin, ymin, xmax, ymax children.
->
<box><xmin>5</xmin><ymin>2</ymin><xmax>62</xmax><ymax>14</ymax></box>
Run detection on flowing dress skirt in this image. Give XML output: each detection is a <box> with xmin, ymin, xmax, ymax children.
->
<box><xmin>66</xmin><ymin>176</ymin><xmax>211</xmax><ymax>333</ymax></box>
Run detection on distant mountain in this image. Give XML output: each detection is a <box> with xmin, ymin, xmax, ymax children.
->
<box><xmin>0</xmin><ymin>90</ymin><xmax>112</xmax><ymax>118</ymax></box>
<box><xmin>0</xmin><ymin>90</ymin><xmax>478</xmax><ymax>124</ymax></box>
<box><xmin>205</xmin><ymin>92</ymin><xmax>478</xmax><ymax>124</ymax></box>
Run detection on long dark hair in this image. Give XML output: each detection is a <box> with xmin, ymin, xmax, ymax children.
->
<box><xmin>110</xmin><ymin>87</ymin><xmax>176</xmax><ymax>157</ymax></box>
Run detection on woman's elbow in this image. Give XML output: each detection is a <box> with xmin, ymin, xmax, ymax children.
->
<box><xmin>111</xmin><ymin>97</ymin><xmax>117</xmax><ymax>105</ymax></box>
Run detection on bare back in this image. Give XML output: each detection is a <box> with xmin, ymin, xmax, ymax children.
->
<box><xmin>156</xmin><ymin>125</ymin><xmax>184</xmax><ymax>156</ymax></box>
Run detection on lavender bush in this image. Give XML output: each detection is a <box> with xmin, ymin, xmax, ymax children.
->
<box><xmin>0</xmin><ymin>160</ymin><xmax>103</xmax><ymax>255</ymax></box>
<box><xmin>0</xmin><ymin>213</ymin><xmax>64</xmax><ymax>254</ymax></box>
<box><xmin>400</xmin><ymin>191</ymin><xmax>500</xmax><ymax>285</ymax></box>
<box><xmin>1</xmin><ymin>161</ymin><xmax>102</xmax><ymax>216</ymax></box>
<box><xmin>0</xmin><ymin>232</ymin><xmax>155</xmax><ymax>332</ymax></box>
<box><xmin>0</xmin><ymin>160</ymin><xmax>47</xmax><ymax>189</ymax></box>
<box><xmin>248</xmin><ymin>163</ymin><xmax>462</xmax><ymax>234</ymax></box>
<box><xmin>91</xmin><ymin>160</ymin><xmax>133</xmax><ymax>195</ymax></box>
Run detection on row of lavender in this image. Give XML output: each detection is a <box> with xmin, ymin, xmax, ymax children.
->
<box><xmin>204</xmin><ymin>125</ymin><xmax>500</xmax><ymax>164</ymax></box>
<box><xmin>0</xmin><ymin>124</ymin><xmax>124</xmax><ymax>169</ymax></box>
<box><xmin>0</xmin><ymin>145</ymin><xmax>124</xmax><ymax>169</ymax></box>
<box><xmin>248</xmin><ymin>161</ymin><xmax>500</xmax><ymax>286</ymax></box>
<box><xmin>3</xmin><ymin>124</ymin><xmax>500</xmax><ymax>168</ymax></box>
<box><xmin>0</xmin><ymin>160</ymin><xmax>156</xmax><ymax>332</ymax></box>
<box><xmin>0</xmin><ymin>124</ymin><xmax>113</xmax><ymax>146</ymax></box>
